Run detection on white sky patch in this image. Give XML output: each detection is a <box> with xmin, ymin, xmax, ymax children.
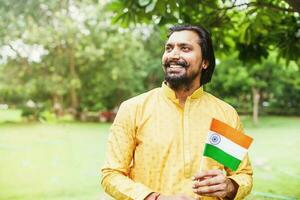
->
<box><xmin>0</xmin><ymin>45</ymin><xmax>17</xmax><ymax>64</ymax></box>
<box><xmin>0</xmin><ymin>39</ymin><xmax>48</xmax><ymax>64</ymax></box>
<box><xmin>234</xmin><ymin>0</ymin><xmax>249</xmax><ymax>10</ymax></box>
<box><xmin>131</xmin><ymin>24</ymin><xmax>154</xmax><ymax>40</ymax></box>
<box><xmin>68</xmin><ymin>0</ymin><xmax>91</xmax><ymax>35</ymax></box>
<box><xmin>117</xmin><ymin>24</ymin><xmax>154</xmax><ymax>40</ymax></box>
<box><xmin>69</xmin><ymin>2</ymin><xmax>86</xmax><ymax>23</ymax></box>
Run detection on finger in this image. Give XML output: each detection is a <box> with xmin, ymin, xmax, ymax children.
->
<box><xmin>193</xmin><ymin>183</ymin><xmax>226</xmax><ymax>195</ymax></box>
<box><xmin>193</xmin><ymin>170</ymin><xmax>223</xmax><ymax>180</ymax></box>
<box><xmin>192</xmin><ymin>176</ymin><xmax>212</xmax><ymax>185</ymax></box>
<box><xmin>193</xmin><ymin>174</ymin><xmax>226</xmax><ymax>188</ymax></box>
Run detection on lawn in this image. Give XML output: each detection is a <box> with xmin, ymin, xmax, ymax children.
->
<box><xmin>243</xmin><ymin>116</ymin><xmax>300</xmax><ymax>200</ymax></box>
<box><xmin>0</xmin><ymin>109</ymin><xmax>22</xmax><ymax>123</ymax></box>
<box><xmin>0</xmin><ymin>116</ymin><xmax>299</xmax><ymax>200</ymax></box>
<box><xmin>0</xmin><ymin>122</ymin><xmax>110</xmax><ymax>200</ymax></box>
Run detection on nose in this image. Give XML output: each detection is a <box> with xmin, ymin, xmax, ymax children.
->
<box><xmin>169</xmin><ymin>48</ymin><xmax>180</xmax><ymax>59</ymax></box>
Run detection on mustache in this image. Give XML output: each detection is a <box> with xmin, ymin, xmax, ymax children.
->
<box><xmin>163</xmin><ymin>59</ymin><xmax>189</xmax><ymax>68</ymax></box>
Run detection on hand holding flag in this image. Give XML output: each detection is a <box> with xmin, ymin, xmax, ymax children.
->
<box><xmin>192</xmin><ymin>119</ymin><xmax>253</xmax><ymax>199</ymax></box>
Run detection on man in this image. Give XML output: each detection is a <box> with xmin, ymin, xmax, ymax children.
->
<box><xmin>101</xmin><ymin>25</ymin><xmax>253</xmax><ymax>200</ymax></box>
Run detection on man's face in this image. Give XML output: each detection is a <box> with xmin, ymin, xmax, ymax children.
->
<box><xmin>162</xmin><ymin>30</ymin><xmax>206</xmax><ymax>89</ymax></box>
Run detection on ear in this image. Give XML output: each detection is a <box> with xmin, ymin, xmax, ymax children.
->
<box><xmin>202</xmin><ymin>60</ymin><xmax>209</xmax><ymax>70</ymax></box>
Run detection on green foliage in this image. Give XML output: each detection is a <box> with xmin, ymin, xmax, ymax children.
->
<box><xmin>267</xmin><ymin>61</ymin><xmax>300</xmax><ymax>115</ymax></box>
<box><xmin>108</xmin><ymin>0</ymin><xmax>300</xmax><ymax>64</ymax></box>
<box><xmin>38</xmin><ymin>110</ymin><xmax>57</xmax><ymax>123</ymax></box>
<box><xmin>207</xmin><ymin>53</ymin><xmax>300</xmax><ymax>115</ymax></box>
<box><xmin>206</xmin><ymin>56</ymin><xmax>253</xmax><ymax>113</ymax></box>
<box><xmin>0</xmin><ymin>0</ymin><xmax>299</xmax><ymax>119</ymax></box>
<box><xmin>0</xmin><ymin>0</ymin><xmax>163</xmax><ymax>114</ymax></box>
<box><xmin>108</xmin><ymin>0</ymin><xmax>300</xmax><ymax>119</ymax></box>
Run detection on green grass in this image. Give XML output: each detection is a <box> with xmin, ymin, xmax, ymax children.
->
<box><xmin>0</xmin><ymin>122</ymin><xmax>110</xmax><ymax>200</ymax></box>
<box><xmin>242</xmin><ymin>116</ymin><xmax>300</xmax><ymax>200</ymax></box>
<box><xmin>0</xmin><ymin>116</ymin><xmax>299</xmax><ymax>200</ymax></box>
<box><xmin>0</xmin><ymin>109</ymin><xmax>22</xmax><ymax>123</ymax></box>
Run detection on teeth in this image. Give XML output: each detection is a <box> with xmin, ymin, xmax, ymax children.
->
<box><xmin>170</xmin><ymin>65</ymin><xmax>182</xmax><ymax>68</ymax></box>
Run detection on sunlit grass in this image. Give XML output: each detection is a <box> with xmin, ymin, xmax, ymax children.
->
<box><xmin>0</xmin><ymin>122</ymin><xmax>110</xmax><ymax>200</ymax></box>
<box><xmin>0</xmin><ymin>109</ymin><xmax>22</xmax><ymax>123</ymax></box>
<box><xmin>0</xmin><ymin>116</ymin><xmax>299</xmax><ymax>200</ymax></box>
<box><xmin>243</xmin><ymin>116</ymin><xmax>300</xmax><ymax>200</ymax></box>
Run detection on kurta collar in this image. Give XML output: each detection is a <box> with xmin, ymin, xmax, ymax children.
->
<box><xmin>161</xmin><ymin>82</ymin><xmax>204</xmax><ymax>100</ymax></box>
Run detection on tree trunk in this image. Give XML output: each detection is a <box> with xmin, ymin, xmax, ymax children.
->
<box><xmin>68</xmin><ymin>46</ymin><xmax>79</xmax><ymax>117</ymax></box>
<box><xmin>252</xmin><ymin>87</ymin><xmax>260</xmax><ymax>125</ymax></box>
<box><xmin>52</xmin><ymin>94</ymin><xmax>63</xmax><ymax>117</ymax></box>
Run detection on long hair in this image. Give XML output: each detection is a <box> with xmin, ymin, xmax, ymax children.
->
<box><xmin>168</xmin><ymin>25</ymin><xmax>216</xmax><ymax>86</ymax></box>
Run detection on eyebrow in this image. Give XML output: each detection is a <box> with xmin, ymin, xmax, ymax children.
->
<box><xmin>165</xmin><ymin>42</ymin><xmax>193</xmax><ymax>47</ymax></box>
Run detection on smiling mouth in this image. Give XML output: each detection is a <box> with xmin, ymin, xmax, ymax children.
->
<box><xmin>169</xmin><ymin>64</ymin><xmax>184</xmax><ymax>68</ymax></box>
<box><xmin>167</xmin><ymin>65</ymin><xmax>186</xmax><ymax>74</ymax></box>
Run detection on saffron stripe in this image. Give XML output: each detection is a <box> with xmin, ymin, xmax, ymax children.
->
<box><xmin>203</xmin><ymin>143</ymin><xmax>241</xmax><ymax>171</ymax></box>
<box><xmin>210</xmin><ymin>118</ymin><xmax>253</xmax><ymax>149</ymax></box>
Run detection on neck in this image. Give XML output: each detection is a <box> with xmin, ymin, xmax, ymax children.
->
<box><xmin>167</xmin><ymin>80</ymin><xmax>200</xmax><ymax>107</ymax></box>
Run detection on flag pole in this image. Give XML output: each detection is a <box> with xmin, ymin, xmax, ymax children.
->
<box><xmin>199</xmin><ymin>155</ymin><xmax>205</xmax><ymax>172</ymax></box>
<box><xmin>199</xmin><ymin>141</ymin><xmax>207</xmax><ymax>172</ymax></box>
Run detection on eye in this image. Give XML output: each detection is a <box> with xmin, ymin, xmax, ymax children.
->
<box><xmin>165</xmin><ymin>46</ymin><xmax>172</xmax><ymax>52</ymax></box>
<box><xmin>181</xmin><ymin>46</ymin><xmax>190</xmax><ymax>52</ymax></box>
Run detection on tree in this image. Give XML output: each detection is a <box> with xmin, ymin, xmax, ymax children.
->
<box><xmin>108</xmin><ymin>0</ymin><xmax>300</xmax><ymax>123</ymax></box>
<box><xmin>205</xmin><ymin>51</ymin><xmax>300</xmax><ymax>119</ymax></box>
<box><xmin>1</xmin><ymin>0</ymin><xmax>299</xmax><ymax>122</ymax></box>
<box><xmin>0</xmin><ymin>0</ymin><xmax>164</xmax><ymax>119</ymax></box>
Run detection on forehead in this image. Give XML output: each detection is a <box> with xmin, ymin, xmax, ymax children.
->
<box><xmin>166</xmin><ymin>30</ymin><xmax>200</xmax><ymax>45</ymax></box>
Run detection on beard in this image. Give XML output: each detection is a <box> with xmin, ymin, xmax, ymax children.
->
<box><xmin>163</xmin><ymin>59</ymin><xmax>200</xmax><ymax>91</ymax></box>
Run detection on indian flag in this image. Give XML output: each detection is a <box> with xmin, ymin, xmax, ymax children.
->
<box><xmin>203</xmin><ymin>118</ymin><xmax>253</xmax><ymax>171</ymax></box>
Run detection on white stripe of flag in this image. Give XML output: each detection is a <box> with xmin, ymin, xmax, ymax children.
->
<box><xmin>206</xmin><ymin>130</ymin><xmax>248</xmax><ymax>160</ymax></box>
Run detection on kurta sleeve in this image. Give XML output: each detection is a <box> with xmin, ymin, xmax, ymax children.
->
<box><xmin>101</xmin><ymin>102</ymin><xmax>153</xmax><ymax>200</ymax></box>
<box><xmin>225</xmin><ymin>112</ymin><xmax>253</xmax><ymax>200</ymax></box>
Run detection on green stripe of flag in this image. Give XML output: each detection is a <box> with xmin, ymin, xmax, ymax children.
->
<box><xmin>203</xmin><ymin>144</ymin><xmax>241</xmax><ymax>171</ymax></box>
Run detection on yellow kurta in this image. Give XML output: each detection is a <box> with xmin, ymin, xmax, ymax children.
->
<box><xmin>101</xmin><ymin>83</ymin><xmax>253</xmax><ymax>200</ymax></box>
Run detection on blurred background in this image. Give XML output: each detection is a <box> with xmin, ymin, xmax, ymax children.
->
<box><xmin>0</xmin><ymin>0</ymin><xmax>299</xmax><ymax>199</ymax></box>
